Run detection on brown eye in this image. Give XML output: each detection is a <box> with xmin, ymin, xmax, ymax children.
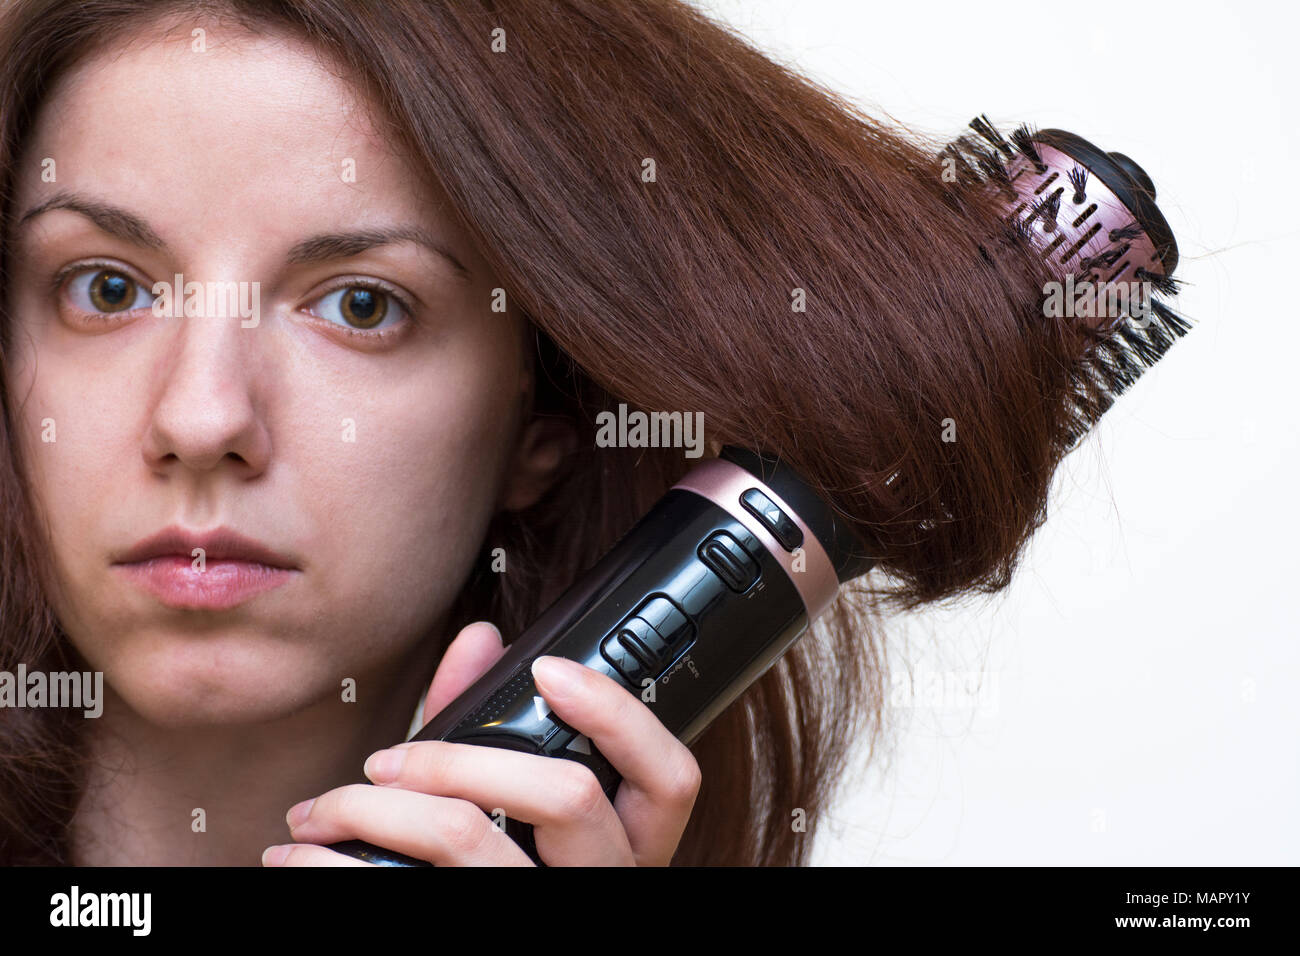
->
<box><xmin>305</xmin><ymin>281</ymin><xmax>409</xmax><ymax>336</ymax></box>
<box><xmin>338</xmin><ymin>287</ymin><xmax>387</xmax><ymax>329</ymax></box>
<box><xmin>87</xmin><ymin>269</ymin><xmax>139</xmax><ymax>313</ymax></box>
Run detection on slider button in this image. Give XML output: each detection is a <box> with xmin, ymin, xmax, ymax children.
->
<box><xmin>698</xmin><ymin>530</ymin><xmax>760</xmax><ymax>592</ymax></box>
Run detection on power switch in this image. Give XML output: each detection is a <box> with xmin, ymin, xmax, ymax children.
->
<box><xmin>740</xmin><ymin>488</ymin><xmax>803</xmax><ymax>552</ymax></box>
<box><xmin>698</xmin><ymin>530</ymin><xmax>760</xmax><ymax>592</ymax></box>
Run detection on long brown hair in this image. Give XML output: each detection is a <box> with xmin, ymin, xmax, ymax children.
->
<box><xmin>0</xmin><ymin>0</ymin><xmax>1126</xmax><ymax>865</ymax></box>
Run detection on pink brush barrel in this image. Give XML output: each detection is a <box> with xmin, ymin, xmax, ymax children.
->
<box><xmin>999</xmin><ymin>126</ymin><xmax>1179</xmax><ymax>331</ymax></box>
<box><xmin>956</xmin><ymin>121</ymin><xmax>1180</xmax><ymax>340</ymax></box>
<box><xmin>1009</xmin><ymin>148</ymin><xmax>1163</xmax><ymax>285</ymax></box>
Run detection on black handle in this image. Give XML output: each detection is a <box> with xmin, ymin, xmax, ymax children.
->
<box><xmin>321</xmin><ymin>447</ymin><xmax>864</xmax><ymax>866</ymax></box>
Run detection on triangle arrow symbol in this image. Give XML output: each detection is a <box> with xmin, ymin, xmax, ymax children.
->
<box><xmin>566</xmin><ymin>735</ymin><xmax>591</xmax><ymax>755</ymax></box>
<box><xmin>532</xmin><ymin>695</ymin><xmax>549</xmax><ymax>721</ymax></box>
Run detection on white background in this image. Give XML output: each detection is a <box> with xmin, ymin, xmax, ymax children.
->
<box><xmin>691</xmin><ymin>0</ymin><xmax>1298</xmax><ymax>864</ymax></box>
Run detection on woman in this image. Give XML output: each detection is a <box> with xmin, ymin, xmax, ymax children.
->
<box><xmin>0</xmin><ymin>0</ymin><xmax>1114</xmax><ymax>866</ymax></box>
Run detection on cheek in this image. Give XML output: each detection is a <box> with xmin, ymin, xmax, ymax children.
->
<box><xmin>282</xmin><ymin>342</ymin><xmax>525</xmax><ymax>648</ymax></box>
<box><xmin>3</xmin><ymin>338</ymin><xmax>115</xmax><ymax>606</ymax></box>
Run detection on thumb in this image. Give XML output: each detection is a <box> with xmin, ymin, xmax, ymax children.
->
<box><xmin>422</xmin><ymin>621</ymin><xmax>507</xmax><ymax>726</ymax></box>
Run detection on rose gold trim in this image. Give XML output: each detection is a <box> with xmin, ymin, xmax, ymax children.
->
<box><xmin>671</xmin><ymin>458</ymin><xmax>839</xmax><ymax>620</ymax></box>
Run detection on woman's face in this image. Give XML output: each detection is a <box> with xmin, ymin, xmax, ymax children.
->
<box><xmin>3</xmin><ymin>23</ymin><xmax>557</xmax><ymax>727</ymax></box>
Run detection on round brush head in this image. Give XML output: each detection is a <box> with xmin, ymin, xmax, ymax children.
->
<box><xmin>1001</xmin><ymin>126</ymin><xmax>1178</xmax><ymax>320</ymax></box>
<box><xmin>944</xmin><ymin>115</ymin><xmax>1192</xmax><ymax>444</ymax></box>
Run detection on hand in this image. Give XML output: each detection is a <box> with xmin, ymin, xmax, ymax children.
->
<box><xmin>262</xmin><ymin>621</ymin><xmax>702</xmax><ymax>866</ymax></box>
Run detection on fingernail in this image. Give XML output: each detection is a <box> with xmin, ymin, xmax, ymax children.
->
<box><xmin>364</xmin><ymin>748</ymin><xmax>405</xmax><ymax>783</ymax></box>
<box><xmin>286</xmin><ymin>798</ymin><xmax>315</xmax><ymax>829</ymax></box>
<box><xmin>532</xmin><ymin>655</ymin><xmax>581</xmax><ymax>697</ymax></box>
<box><xmin>262</xmin><ymin>845</ymin><xmax>291</xmax><ymax>866</ymax></box>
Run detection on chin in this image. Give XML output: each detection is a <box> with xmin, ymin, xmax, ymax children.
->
<box><xmin>93</xmin><ymin>629</ymin><xmax>338</xmax><ymax>729</ymax></box>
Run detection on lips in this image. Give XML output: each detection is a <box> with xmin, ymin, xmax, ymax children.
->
<box><xmin>114</xmin><ymin>526</ymin><xmax>298</xmax><ymax>569</ymax></box>
<box><xmin>112</xmin><ymin>525</ymin><xmax>299</xmax><ymax>611</ymax></box>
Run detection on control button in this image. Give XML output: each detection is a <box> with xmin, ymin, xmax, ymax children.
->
<box><xmin>619</xmin><ymin>627</ymin><xmax>665</xmax><ymax>669</ymax></box>
<box><xmin>616</xmin><ymin>616</ymin><xmax>664</xmax><ymax>666</ymax></box>
<box><xmin>698</xmin><ymin>530</ymin><xmax>761</xmax><ymax>592</ymax></box>
<box><xmin>629</xmin><ymin>596</ymin><xmax>695</xmax><ymax>667</ymax></box>
<box><xmin>740</xmin><ymin>488</ymin><xmax>803</xmax><ymax>552</ymax></box>
<box><xmin>539</xmin><ymin>722</ymin><xmax>579</xmax><ymax>757</ymax></box>
<box><xmin>538</xmin><ymin>726</ymin><xmax>608</xmax><ymax>786</ymax></box>
<box><xmin>601</xmin><ymin>599</ymin><xmax>696</xmax><ymax>686</ymax></box>
<box><xmin>633</xmin><ymin>595</ymin><xmax>692</xmax><ymax>648</ymax></box>
<box><xmin>600</xmin><ymin>615</ymin><xmax>666</xmax><ymax>682</ymax></box>
<box><xmin>600</xmin><ymin>632</ymin><xmax>648</xmax><ymax>683</ymax></box>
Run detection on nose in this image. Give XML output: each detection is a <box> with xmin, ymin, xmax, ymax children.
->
<box><xmin>141</xmin><ymin>297</ymin><xmax>271</xmax><ymax>478</ymax></box>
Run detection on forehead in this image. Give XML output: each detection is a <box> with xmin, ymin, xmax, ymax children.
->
<box><xmin>18</xmin><ymin>19</ymin><xmax>437</xmax><ymax>237</ymax></box>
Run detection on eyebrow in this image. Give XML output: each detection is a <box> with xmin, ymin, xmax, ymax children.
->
<box><xmin>14</xmin><ymin>190</ymin><xmax>471</xmax><ymax>280</ymax></box>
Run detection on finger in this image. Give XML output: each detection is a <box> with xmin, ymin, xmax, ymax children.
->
<box><xmin>364</xmin><ymin>741</ymin><xmax>636</xmax><ymax>866</ymax></box>
<box><xmin>262</xmin><ymin>843</ymin><xmax>373</xmax><ymax>867</ymax></box>
<box><xmin>530</xmin><ymin>655</ymin><xmax>700</xmax><ymax>866</ymax></box>
<box><xmin>287</xmin><ymin>784</ymin><xmax>535</xmax><ymax>866</ymax></box>
<box><xmin>423</xmin><ymin>622</ymin><xmax>507</xmax><ymax>725</ymax></box>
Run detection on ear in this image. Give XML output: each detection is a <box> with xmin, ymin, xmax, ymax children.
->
<box><xmin>496</xmin><ymin>413</ymin><xmax>578</xmax><ymax>512</ymax></box>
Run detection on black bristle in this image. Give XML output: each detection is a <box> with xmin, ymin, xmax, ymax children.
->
<box><xmin>1009</xmin><ymin>124</ymin><xmax>1046</xmax><ymax>173</ymax></box>
<box><xmin>1039</xmin><ymin>188</ymin><xmax>1063</xmax><ymax>229</ymax></box>
<box><xmin>1081</xmin><ymin>244</ymin><xmax>1128</xmax><ymax>271</ymax></box>
<box><xmin>1024</xmin><ymin>188</ymin><xmax>1062</xmax><ymax>230</ymax></box>
<box><xmin>1116</xmin><ymin>323</ymin><xmax>1164</xmax><ymax>365</ymax></box>
<box><xmin>1058</xmin><ymin>284</ymin><xmax>1192</xmax><ymax>450</ymax></box>
<box><xmin>1066</xmin><ymin>377</ymin><xmax>1114</xmax><ymax>441</ymax></box>
<box><xmin>1127</xmin><ymin>314</ymin><xmax>1172</xmax><ymax>363</ymax></box>
<box><xmin>969</xmin><ymin>114</ymin><xmax>1015</xmax><ymax>159</ymax></box>
<box><xmin>1068</xmin><ymin>166</ymin><xmax>1088</xmax><ymax>204</ymax></box>
<box><xmin>968</xmin><ymin>140</ymin><xmax>1011</xmax><ymax>182</ymax></box>
<box><xmin>938</xmin><ymin>127</ymin><xmax>1021</xmax><ymax>204</ymax></box>
<box><xmin>1135</xmin><ymin>267</ymin><xmax>1182</xmax><ymax>298</ymax></box>
<box><xmin>938</xmin><ymin>144</ymin><xmax>983</xmax><ymax>192</ymax></box>
<box><xmin>951</xmin><ymin>134</ymin><xmax>983</xmax><ymax>159</ymax></box>
<box><xmin>941</xmin><ymin>143</ymin><xmax>974</xmax><ymax>174</ymax></box>
<box><xmin>1092</xmin><ymin>341</ymin><xmax>1135</xmax><ymax>394</ymax></box>
<box><xmin>1108</xmin><ymin>222</ymin><xmax>1144</xmax><ymax>242</ymax></box>
<box><xmin>1149</xmin><ymin>297</ymin><xmax>1192</xmax><ymax>337</ymax></box>
<box><xmin>974</xmin><ymin>153</ymin><xmax>1016</xmax><ymax>200</ymax></box>
<box><xmin>1101</xmin><ymin>337</ymin><xmax>1140</xmax><ymax>386</ymax></box>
